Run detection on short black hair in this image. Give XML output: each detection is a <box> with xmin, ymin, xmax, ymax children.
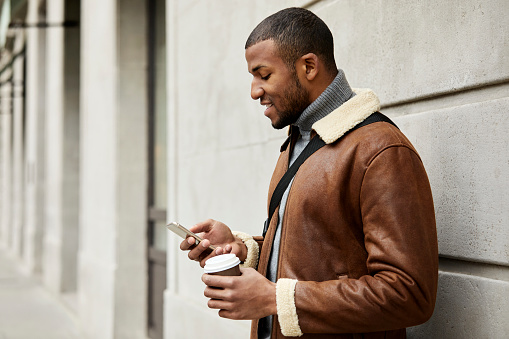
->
<box><xmin>245</xmin><ymin>7</ymin><xmax>337</xmax><ymax>74</ymax></box>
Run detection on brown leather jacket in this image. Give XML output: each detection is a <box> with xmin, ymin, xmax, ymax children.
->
<box><xmin>248</xmin><ymin>89</ymin><xmax>438</xmax><ymax>339</ymax></box>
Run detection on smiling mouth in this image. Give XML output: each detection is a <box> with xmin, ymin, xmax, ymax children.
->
<box><xmin>263</xmin><ymin>103</ymin><xmax>274</xmax><ymax>116</ymax></box>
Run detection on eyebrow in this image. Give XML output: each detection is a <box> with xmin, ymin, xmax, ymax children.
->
<box><xmin>251</xmin><ymin>65</ymin><xmax>267</xmax><ymax>73</ymax></box>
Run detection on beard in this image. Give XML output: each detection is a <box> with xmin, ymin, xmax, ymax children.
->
<box><xmin>270</xmin><ymin>73</ymin><xmax>311</xmax><ymax>130</ymax></box>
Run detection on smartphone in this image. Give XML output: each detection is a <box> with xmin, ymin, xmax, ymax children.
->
<box><xmin>166</xmin><ymin>222</ymin><xmax>217</xmax><ymax>251</ymax></box>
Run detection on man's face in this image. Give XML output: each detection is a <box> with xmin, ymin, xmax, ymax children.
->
<box><xmin>245</xmin><ymin>40</ymin><xmax>311</xmax><ymax>129</ymax></box>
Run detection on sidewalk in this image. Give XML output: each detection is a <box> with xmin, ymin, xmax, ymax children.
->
<box><xmin>0</xmin><ymin>249</ymin><xmax>83</xmax><ymax>339</ymax></box>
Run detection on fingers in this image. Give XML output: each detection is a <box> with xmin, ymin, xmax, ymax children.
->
<box><xmin>218</xmin><ymin>309</ymin><xmax>240</xmax><ymax>320</ymax></box>
<box><xmin>187</xmin><ymin>240</ymin><xmax>215</xmax><ymax>265</ymax></box>
<box><xmin>202</xmin><ymin>274</ymin><xmax>236</xmax><ymax>290</ymax></box>
<box><xmin>208</xmin><ymin>299</ymin><xmax>232</xmax><ymax>310</ymax></box>
<box><xmin>179</xmin><ymin>219</ymin><xmax>235</xmax><ymax>267</ymax></box>
<box><xmin>204</xmin><ymin>286</ymin><xmax>246</xmax><ymax>320</ymax></box>
<box><xmin>179</xmin><ymin>236</ymin><xmax>196</xmax><ymax>251</ymax></box>
<box><xmin>207</xmin><ymin>300</ymin><xmax>240</xmax><ymax>319</ymax></box>
<box><xmin>204</xmin><ymin>286</ymin><xmax>228</xmax><ymax>300</ymax></box>
<box><xmin>198</xmin><ymin>249</ymin><xmax>219</xmax><ymax>268</ymax></box>
<box><xmin>189</xmin><ymin>218</ymin><xmax>216</xmax><ymax>233</ymax></box>
<box><xmin>202</xmin><ymin>283</ymin><xmax>236</xmax><ymax>318</ymax></box>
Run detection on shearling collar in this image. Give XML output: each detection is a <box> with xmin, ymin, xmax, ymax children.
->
<box><xmin>312</xmin><ymin>88</ymin><xmax>380</xmax><ymax>144</ymax></box>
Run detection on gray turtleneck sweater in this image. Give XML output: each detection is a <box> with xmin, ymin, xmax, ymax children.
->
<box><xmin>258</xmin><ymin>69</ymin><xmax>355</xmax><ymax>339</ymax></box>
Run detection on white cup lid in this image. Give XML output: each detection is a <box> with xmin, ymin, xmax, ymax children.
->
<box><xmin>204</xmin><ymin>254</ymin><xmax>240</xmax><ymax>273</ymax></box>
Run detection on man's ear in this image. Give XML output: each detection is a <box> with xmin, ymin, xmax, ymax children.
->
<box><xmin>297</xmin><ymin>53</ymin><xmax>319</xmax><ymax>81</ymax></box>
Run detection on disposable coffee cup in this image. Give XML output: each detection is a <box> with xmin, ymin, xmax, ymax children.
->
<box><xmin>204</xmin><ymin>253</ymin><xmax>241</xmax><ymax>276</ymax></box>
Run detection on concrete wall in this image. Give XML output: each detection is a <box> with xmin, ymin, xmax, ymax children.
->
<box><xmin>164</xmin><ymin>1</ymin><xmax>509</xmax><ymax>338</ymax></box>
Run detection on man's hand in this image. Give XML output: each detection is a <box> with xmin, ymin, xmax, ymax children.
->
<box><xmin>179</xmin><ymin>219</ymin><xmax>247</xmax><ymax>267</ymax></box>
<box><xmin>202</xmin><ymin>268</ymin><xmax>277</xmax><ymax>320</ymax></box>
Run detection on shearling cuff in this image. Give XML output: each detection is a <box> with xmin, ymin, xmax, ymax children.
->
<box><xmin>276</xmin><ymin>278</ymin><xmax>303</xmax><ymax>337</ymax></box>
<box><xmin>231</xmin><ymin>231</ymin><xmax>259</xmax><ymax>269</ymax></box>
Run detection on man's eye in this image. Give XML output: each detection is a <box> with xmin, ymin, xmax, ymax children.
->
<box><xmin>261</xmin><ymin>74</ymin><xmax>271</xmax><ymax>80</ymax></box>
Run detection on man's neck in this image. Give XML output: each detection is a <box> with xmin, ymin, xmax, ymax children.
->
<box><xmin>293</xmin><ymin>69</ymin><xmax>354</xmax><ymax>133</ymax></box>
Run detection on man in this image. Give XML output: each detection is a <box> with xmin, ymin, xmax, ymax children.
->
<box><xmin>181</xmin><ymin>7</ymin><xmax>438</xmax><ymax>339</ymax></box>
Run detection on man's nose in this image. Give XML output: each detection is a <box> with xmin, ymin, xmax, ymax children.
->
<box><xmin>250</xmin><ymin>79</ymin><xmax>264</xmax><ymax>100</ymax></box>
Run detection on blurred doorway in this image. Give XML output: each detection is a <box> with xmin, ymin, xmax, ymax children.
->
<box><xmin>147</xmin><ymin>0</ymin><xmax>167</xmax><ymax>338</ymax></box>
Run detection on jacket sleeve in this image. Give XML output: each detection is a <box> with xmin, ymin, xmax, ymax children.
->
<box><xmin>277</xmin><ymin>145</ymin><xmax>438</xmax><ymax>335</ymax></box>
<box><xmin>231</xmin><ymin>231</ymin><xmax>261</xmax><ymax>269</ymax></box>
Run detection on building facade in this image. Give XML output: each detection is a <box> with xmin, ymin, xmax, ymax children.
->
<box><xmin>0</xmin><ymin>0</ymin><xmax>507</xmax><ymax>338</ymax></box>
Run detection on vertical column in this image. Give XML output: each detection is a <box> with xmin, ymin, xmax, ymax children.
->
<box><xmin>164</xmin><ymin>1</ymin><xmax>179</xmax><ymax>338</ymax></box>
<box><xmin>79</xmin><ymin>0</ymin><xmax>117</xmax><ymax>335</ymax></box>
<box><xmin>79</xmin><ymin>0</ymin><xmax>148</xmax><ymax>338</ymax></box>
<box><xmin>11</xmin><ymin>30</ymin><xmax>26</xmax><ymax>257</ymax></box>
<box><xmin>0</xmin><ymin>106</ymin><xmax>3</xmax><ymax>247</ymax></box>
<box><xmin>35</xmin><ymin>3</ymin><xmax>47</xmax><ymax>272</ymax></box>
<box><xmin>0</xmin><ymin>78</ymin><xmax>12</xmax><ymax>250</ymax></box>
<box><xmin>114</xmin><ymin>0</ymin><xmax>148</xmax><ymax>337</ymax></box>
<box><xmin>24</xmin><ymin>0</ymin><xmax>47</xmax><ymax>275</ymax></box>
<box><xmin>43</xmin><ymin>0</ymin><xmax>65</xmax><ymax>292</ymax></box>
<box><xmin>0</xmin><ymin>93</ymin><xmax>3</xmax><ymax>246</ymax></box>
<box><xmin>61</xmin><ymin>0</ymin><xmax>80</xmax><ymax>294</ymax></box>
<box><xmin>43</xmin><ymin>0</ymin><xmax>80</xmax><ymax>294</ymax></box>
